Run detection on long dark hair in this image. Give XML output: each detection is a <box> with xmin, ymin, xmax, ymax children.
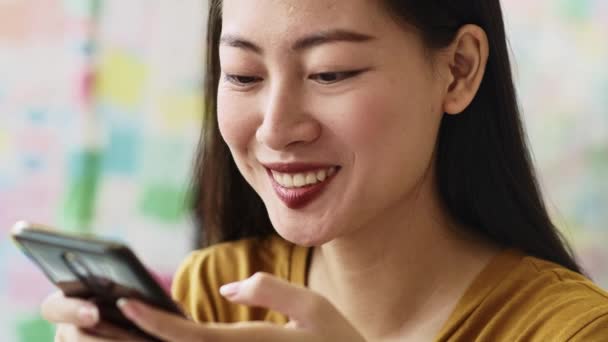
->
<box><xmin>190</xmin><ymin>0</ymin><xmax>583</xmax><ymax>273</ymax></box>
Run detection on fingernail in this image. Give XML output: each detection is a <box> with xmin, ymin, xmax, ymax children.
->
<box><xmin>219</xmin><ymin>281</ymin><xmax>242</xmax><ymax>297</ymax></box>
<box><xmin>77</xmin><ymin>306</ymin><xmax>99</xmax><ymax>325</ymax></box>
<box><xmin>116</xmin><ymin>298</ymin><xmax>136</xmax><ymax>320</ymax></box>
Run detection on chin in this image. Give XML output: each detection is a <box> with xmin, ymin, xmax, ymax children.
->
<box><xmin>272</xmin><ymin>223</ymin><xmax>334</xmax><ymax>247</ymax></box>
<box><xmin>264</xmin><ymin>200</ymin><xmax>342</xmax><ymax>247</ymax></box>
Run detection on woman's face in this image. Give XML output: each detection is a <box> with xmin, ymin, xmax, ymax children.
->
<box><xmin>218</xmin><ymin>0</ymin><xmax>448</xmax><ymax>246</ymax></box>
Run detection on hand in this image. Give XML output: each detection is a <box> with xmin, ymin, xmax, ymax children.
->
<box><xmin>41</xmin><ymin>291</ymin><xmax>146</xmax><ymax>341</ymax></box>
<box><xmin>118</xmin><ymin>272</ymin><xmax>367</xmax><ymax>342</ymax></box>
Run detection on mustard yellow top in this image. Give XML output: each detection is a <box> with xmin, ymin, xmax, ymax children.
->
<box><xmin>171</xmin><ymin>235</ymin><xmax>608</xmax><ymax>341</ymax></box>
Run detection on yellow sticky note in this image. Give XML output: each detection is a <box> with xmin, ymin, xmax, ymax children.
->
<box><xmin>96</xmin><ymin>50</ymin><xmax>147</xmax><ymax>109</ymax></box>
<box><xmin>159</xmin><ymin>93</ymin><xmax>204</xmax><ymax>131</ymax></box>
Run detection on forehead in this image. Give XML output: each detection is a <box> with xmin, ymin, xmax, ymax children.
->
<box><xmin>220</xmin><ymin>0</ymin><xmax>391</xmax><ymax>40</ymax></box>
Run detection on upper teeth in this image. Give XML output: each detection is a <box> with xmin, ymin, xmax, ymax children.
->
<box><xmin>271</xmin><ymin>167</ymin><xmax>336</xmax><ymax>188</ymax></box>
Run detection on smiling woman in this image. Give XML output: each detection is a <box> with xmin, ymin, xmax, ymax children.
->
<box><xmin>41</xmin><ymin>0</ymin><xmax>608</xmax><ymax>341</ymax></box>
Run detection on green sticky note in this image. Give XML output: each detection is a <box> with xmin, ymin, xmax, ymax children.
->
<box><xmin>16</xmin><ymin>316</ymin><xmax>54</xmax><ymax>342</ymax></box>
<box><xmin>63</xmin><ymin>0</ymin><xmax>100</xmax><ymax>17</ymax></box>
<box><xmin>60</xmin><ymin>150</ymin><xmax>102</xmax><ymax>231</ymax></box>
<box><xmin>589</xmin><ymin>146</ymin><xmax>608</xmax><ymax>178</ymax></box>
<box><xmin>558</xmin><ymin>0</ymin><xmax>591</xmax><ymax>21</ymax></box>
<box><xmin>139</xmin><ymin>184</ymin><xmax>191</xmax><ymax>222</ymax></box>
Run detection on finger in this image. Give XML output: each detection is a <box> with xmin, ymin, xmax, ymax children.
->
<box><xmin>221</xmin><ymin>274</ymin><xmax>365</xmax><ymax>341</ymax></box>
<box><xmin>202</xmin><ymin>321</ymin><xmax>315</xmax><ymax>342</ymax></box>
<box><xmin>219</xmin><ymin>272</ymin><xmax>342</xmax><ymax>331</ymax></box>
<box><xmin>82</xmin><ymin>321</ymin><xmax>149</xmax><ymax>341</ymax></box>
<box><xmin>117</xmin><ymin>298</ymin><xmax>204</xmax><ymax>342</ymax></box>
<box><xmin>56</xmin><ymin>324</ymin><xmax>126</xmax><ymax>342</ymax></box>
<box><xmin>119</xmin><ymin>299</ymin><xmax>318</xmax><ymax>342</ymax></box>
<box><xmin>41</xmin><ymin>292</ymin><xmax>99</xmax><ymax>327</ymax></box>
<box><xmin>284</xmin><ymin>320</ymin><xmax>299</xmax><ymax>329</ymax></box>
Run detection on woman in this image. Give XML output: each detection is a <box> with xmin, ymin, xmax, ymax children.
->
<box><xmin>42</xmin><ymin>0</ymin><xmax>608</xmax><ymax>341</ymax></box>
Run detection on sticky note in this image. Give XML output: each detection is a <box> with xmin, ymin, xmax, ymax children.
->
<box><xmin>102</xmin><ymin>124</ymin><xmax>141</xmax><ymax>175</ymax></box>
<box><xmin>61</xmin><ymin>150</ymin><xmax>101</xmax><ymax>231</ymax></box>
<box><xmin>558</xmin><ymin>0</ymin><xmax>591</xmax><ymax>21</ymax></box>
<box><xmin>158</xmin><ymin>92</ymin><xmax>204</xmax><ymax>132</ymax></box>
<box><xmin>22</xmin><ymin>154</ymin><xmax>44</xmax><ymax>171</ymax></box>
<box><xmin>138</xmin><ymin>138</ymin><xmax>193</xmax><ymax>182</ymax></box>
<box><xmin>588</xmin><ymin>146</ymin><xmax>608</xmax><ymax>176</ymax></box>
<box><xmin>96</xmin><ymin>50</ymin><xmax>148</xmax><ymax>110</ymax></box>
<box><xmin>81</xmin><ymin>40</ymin><xmax>96</xmax><ymax>56</ymax></box>
<box><xmin>27</xmin><ymin>108</ymin><xmax>47</xmax><ymax>124</ymax></box>
<box><xmin>139</xmin><ymin>183</ymin><xmax>191</xmax><ymax>223</ymax></box>
<box><xmin>63</xmin><ymin>0</ymin><xmax>101</xmax><ymax>17</ymax></box>
<box><xmin>16</xmin><ymin>316</ymin><xmax>54</xmax><ymax>342</ymax></box>
<box><xmin>0</xmin><ymin>1</ymin><xmax>29</xmax><ymax>42</ymax></box>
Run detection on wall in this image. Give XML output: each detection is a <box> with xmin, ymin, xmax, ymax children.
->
<box><xmin>0</xmin><ymin>0</ymin><xmax>606</xmax><ymax>340</ymax></box>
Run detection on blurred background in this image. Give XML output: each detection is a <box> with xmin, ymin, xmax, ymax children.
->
<box><xmin>0</xmin><ymin>0</ymin><xmax>606</xmax><ymax>340</ymax></box>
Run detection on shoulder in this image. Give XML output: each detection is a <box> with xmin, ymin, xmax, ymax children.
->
<box><xmin>512</xmin><ymin>255</ymin><xmax>608</xmax><ymax>315</ymax></box>
<box><xmin>453</xmin><ymin>251</ymin><xmax>608</xmax><ymax>341</ymax></box>
<box><xmin>170</xmin><ymin>234</ymin><xmax>300</xmax><ymax>323</ymax></box>
<box><xmin>512</xmin><ymin>256</ymin><xmax>608</xmax><ymax>340</ymax></box>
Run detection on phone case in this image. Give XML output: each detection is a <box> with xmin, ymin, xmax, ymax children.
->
<box><xmin>11</xmin><ymin>221</ymin><xmax>184</xmax><ymax>341</ymax></box>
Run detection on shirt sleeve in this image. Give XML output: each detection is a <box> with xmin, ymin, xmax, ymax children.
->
<box><xmin>171</xmin><ymin>250</ymin><xmax>220</xmax><ymax>322</ymax></box>
<box><xmin>568</xmin><ymin>313</ymin><xmax>608</xmax><ymax>341</ymax></box>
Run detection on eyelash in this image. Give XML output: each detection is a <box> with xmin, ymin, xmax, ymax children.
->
<box><xmin>223</xmin><ymin>70</ymin><xmax>364</xmax><ymax>87</ymax></box>
<box><xmin>310</xmin><ymin>70</ymin><xmax>363</xmax><ymax>84</ymax></box>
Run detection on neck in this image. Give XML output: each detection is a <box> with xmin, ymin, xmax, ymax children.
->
<box><xmin>307</xmin><ymin>172</ymin><xmax>499</xmax><ymax>341</ymax></box>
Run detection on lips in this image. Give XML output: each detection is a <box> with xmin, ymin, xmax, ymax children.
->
<box><xmin>263</xmin><ymin>163</ymin><xmax>340</xmax><ymax>209</ymax></box>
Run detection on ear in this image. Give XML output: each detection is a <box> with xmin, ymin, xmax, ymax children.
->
<box><xmin>441</xmin><ymin>24</ymin><xmax>489</xmax><ymax>115</ymax></box>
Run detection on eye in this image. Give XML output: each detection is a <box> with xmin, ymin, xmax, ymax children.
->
<box><xmin>309</xmin><ymin>70</ymin><xmax>363</xmax><ymax>84</ymax></box>
<box><xmin>224</xmin><ymin>74</ymin><xmax>263</xmax><ymax>87</ymax></box>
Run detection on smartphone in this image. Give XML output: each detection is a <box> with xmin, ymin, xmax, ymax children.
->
<box><xmin>11</xmin><ymin>220</ymin><xmax>184</xmax><ymax>341</ymax></box>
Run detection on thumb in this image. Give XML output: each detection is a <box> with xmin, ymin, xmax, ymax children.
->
<box><xmin>41</xmin><ymin>291</ymin><xmax>99</xmax><ymax>327</ymax></box>
<box><xmin>219</xmin><ymin>272</ymin><xmax>348</xmax><ymax>332</ymax></box>
<box><xmin>117</xmin><ymin>298</ymin><xmax>204</xmax><ymax>342</ymax></box>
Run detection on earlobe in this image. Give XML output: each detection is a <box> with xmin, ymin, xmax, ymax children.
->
<box><xmin>443</xmin><ymin>24</ymin><xmax>489</xmax><ymax>115</ymax></box>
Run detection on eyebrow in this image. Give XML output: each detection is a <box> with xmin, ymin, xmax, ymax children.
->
<box><xmin>219</xmin><ymin>29</ymin><xmax>376</xmax><ymax>54</ymax></box>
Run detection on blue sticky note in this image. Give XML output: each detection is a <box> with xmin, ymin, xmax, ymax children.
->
<box><xmin>27</xmin><ymin>108</ymin><xmax>47</xmax><ymax>124</ymax></box>
<box><xmin>81</xmin><ymin>40</ymin><xmax>96</xmax><ymax>56</ymax></box>
<box><xmin>102</xmin><ymin>124</ymin><xmax>141</xmax><ymax>174</ymax></box>
<box><xmin>22</xmin><ymin>154</ymin><xmax>44</xmax><ymax>171</ymax></box>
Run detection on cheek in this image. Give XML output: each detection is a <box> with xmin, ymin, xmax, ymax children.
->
<box><xmin>322</xmin><ymin>89</ymin><xmax>410</xmax><ymax>151</ymax></box>
<box><xmin>217</xmin><ymin>90</ymin><xmax>258</xmax><ymax>153</ymax></box>
<box><xmin>321</xmin><ymin>77</ymin><xmax>442</xmax><ymax>170</ymax></box>
<box><xmin>348</xmin><ymin>93</ymin><xmax>395</xmax><ymax>142</ymax></box>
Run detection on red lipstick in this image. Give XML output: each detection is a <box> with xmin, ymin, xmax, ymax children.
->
<box><xmin>263</xmin><ymin>163</ymin><xmax>339</xmax><ymax>209</ymax></box>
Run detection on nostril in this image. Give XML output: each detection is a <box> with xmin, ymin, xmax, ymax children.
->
<box><xmin>256</xmin><ymin>118</ymin><xmax>321</xmax><ymax>150</ymax></box>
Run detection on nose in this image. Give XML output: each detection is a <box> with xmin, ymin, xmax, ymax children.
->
<box><xmin>256</xmin><ymin>82</ymin><xmax>321</xmax><ymax>150</ymax></box>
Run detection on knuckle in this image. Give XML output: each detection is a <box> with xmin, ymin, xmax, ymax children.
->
<box><xmin>250</xmin><ymin>272</ymin><xmax>270</xmax><ymax>284</ymax></box>
<box><xmin>40</xmin><ymin>293</ymin><xmax>59</xmax><ymax>321</ymax></box>
<box><xmin>144</xmin><ymin>315</ymin><xmax>163</xmax><ymax>332</ymax></box>
<box><xmin>247</xmin><ymin>272</ymin><xmax>271</xmax><ymax>290</ymax></box>
<box><xmin>300</xmin><ymin>294</ymin><xmax>329</xmax><ymax>317</ymax></box>
<box><xmin>240</xmin><ymin>272</ymin><xmax>274</xmax><ymax>301</ymax></box>
<box><xmin>55</xmin><ymin>325</ymin><xmax>75</xmax><ymax>342</ymax></box>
